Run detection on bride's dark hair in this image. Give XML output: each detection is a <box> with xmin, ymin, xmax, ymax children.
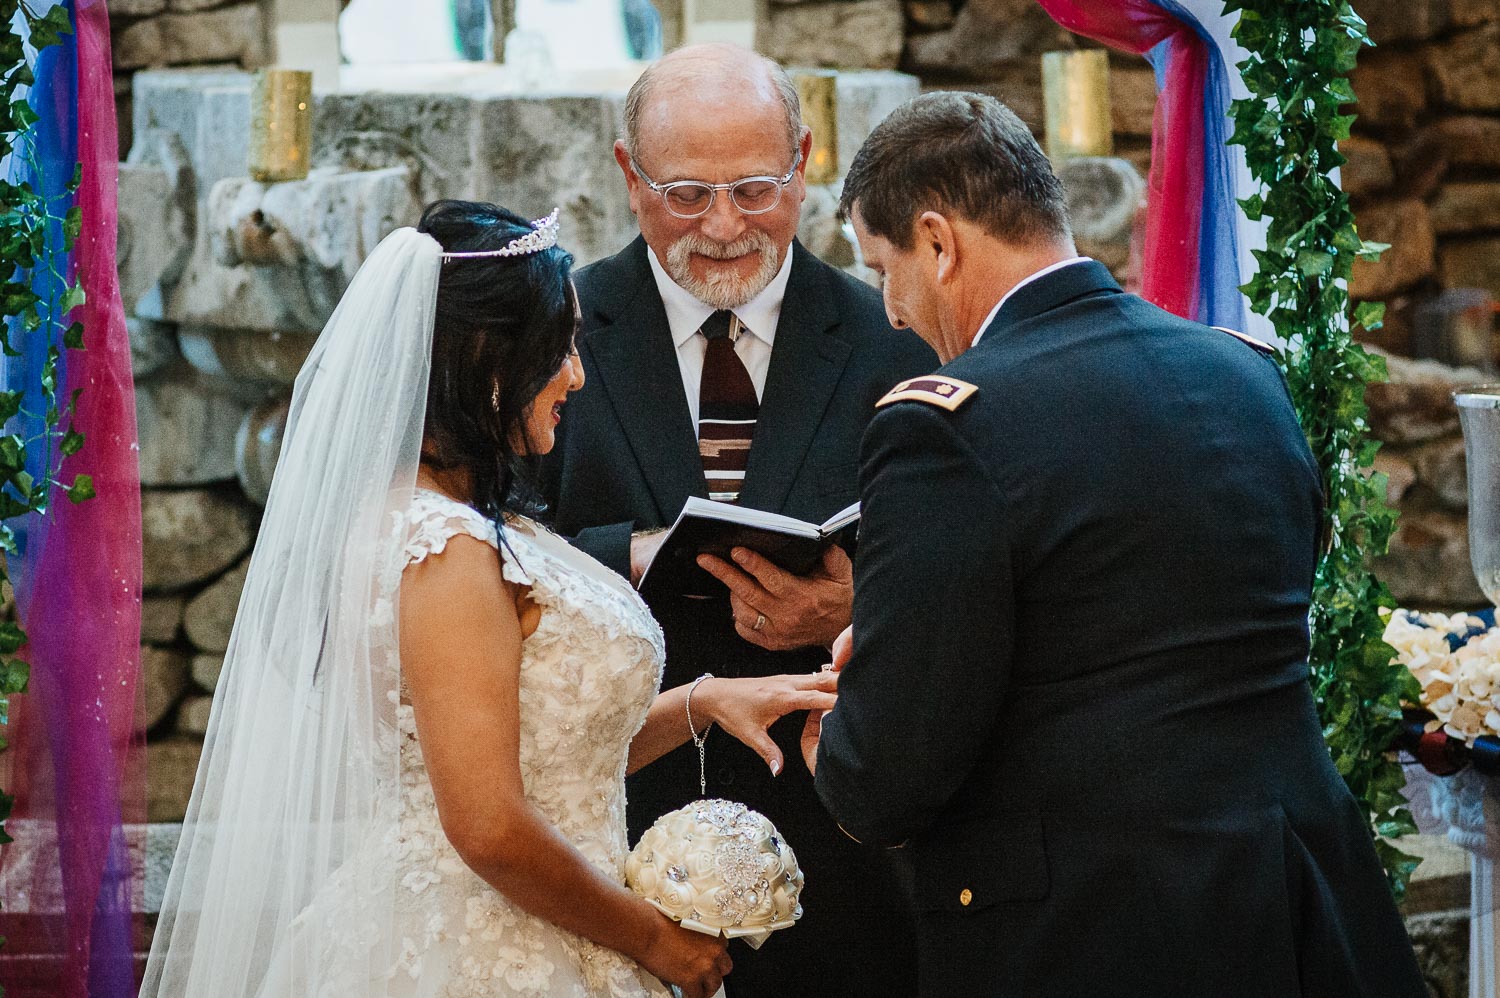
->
<box><xmin>417</xmin><ymin>199</ymin><xmax>578</xmax><ymax>519</ymax></box>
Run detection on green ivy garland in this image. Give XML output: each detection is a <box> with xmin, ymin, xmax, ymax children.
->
<box><xmin>1228</xmin><ymin>0</ymin><xmax>1419</xmax><ymax>898</ymax></box>
<box><xmin>0</xmin><ymin>0</ymin><xmax>91</xmax><ymax>861</ymax></box>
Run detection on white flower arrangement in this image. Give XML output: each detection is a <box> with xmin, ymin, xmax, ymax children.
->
<box><xmin>625</xmin><ymin>799</ymin><xmax>803</xmax><ymax>950</ymax></box>
<box><xmin>1385</xmin><ymin>608</ymin><xmax>1500</xmax><ymax>744</ymax></box>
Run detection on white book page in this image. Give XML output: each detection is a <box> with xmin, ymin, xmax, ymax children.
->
<box><xmin>819</xmin><ymin>501</ymin><xmax>860</xmax><ymax>535</ymax></box>
<box><xmin>678</xmin><ymin>496</ymin><xmax>820</xmax><ymax>538</ymax></box>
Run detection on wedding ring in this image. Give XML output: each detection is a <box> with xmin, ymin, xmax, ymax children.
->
<box><xmin>753</xmin><ymin>612</ymin><xmax>767</xmax><ymax>632</ymax></box>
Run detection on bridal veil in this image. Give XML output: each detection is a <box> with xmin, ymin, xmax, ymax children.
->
<box><xmin>142</xmin><ymin>227</ymin><xmax>441</xmax><ymax>996</ymax></box>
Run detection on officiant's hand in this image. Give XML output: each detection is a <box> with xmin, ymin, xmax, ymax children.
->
<box><xmin>697</xmin><ymin>544</ymin><xmax>853</xmax><ymax>651</ymax></box>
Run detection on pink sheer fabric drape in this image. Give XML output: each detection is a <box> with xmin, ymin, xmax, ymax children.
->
<box><xmin>1033</xmin><ymin>0</ymin><xmax>1207</xmax><ymax>321</ymax></box>
<box><xmin>0</xmin><ymin>0</ymin><xmax>144</xmax><ymax>994</ymax></box>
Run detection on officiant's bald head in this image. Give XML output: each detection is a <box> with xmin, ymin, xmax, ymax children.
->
<box><xmin>613</xmin><ymin>44</ymin><xmax>814</xmax><ymax>309</ymax></box>
<box><xmin>622</xmin><ymin>44</ymin><xmax>804</xmax><ymax>162</ymax></box>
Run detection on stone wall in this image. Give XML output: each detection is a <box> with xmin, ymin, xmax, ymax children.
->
<box><xmin>762</xmin><ymin>0</ymin><xmax>1156</xmax><ymax>174</ymax></box>
<box><xmin>109</xmin><ymin>0</ymin><xmax>270</xmax><ymax>158</ymax></box>
<box><xmin>1370</xmin><ymin>352</ymin><xmax>1490</xmax><ymax>611</ymax></box>
<box><xmin>1342</xmin><ymin>0</ymin><xmax>1500</xmax><ymax>361</ymax></box>
<box><xmin>761</xmin><ymin>0</ymin><xmax>1500</xmax><ymax>340</ymax></box>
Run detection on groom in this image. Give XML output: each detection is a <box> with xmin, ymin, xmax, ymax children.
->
<box><xmin>538</xmin><ymin>44</ymin><xmax>934</xmax><ymax>997</ymax></box>
<box><xmin>805</xmin><ymin>91</ymin><xmax>1428</xmax><ymax>996</ymax></box>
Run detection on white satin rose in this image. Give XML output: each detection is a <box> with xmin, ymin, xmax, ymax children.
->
<box><xmin>625</xmin><ymin>799</ymin><xmax>804</xmax><ymax>949</ymax></box>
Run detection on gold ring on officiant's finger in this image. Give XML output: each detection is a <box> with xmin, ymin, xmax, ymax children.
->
<box><xmin>753</xmin><ymin>613</ymin><xmax>767</xmax><ymax>632</ymax></box>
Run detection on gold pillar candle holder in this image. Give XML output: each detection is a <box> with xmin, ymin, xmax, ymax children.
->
<box><xmin>792</xmin><ymin>69</ymin><xmax>839</xmax><ymax>186</ymax></box>
<box><xmin>249</xmin><ymin>69</ymin><xmax>313</xmax><ymax>183</ymax></box>
<box><xmin>1042</xmin><ymin>50</ymin><xmax>1113</xmax><ymax>164</ymax></box>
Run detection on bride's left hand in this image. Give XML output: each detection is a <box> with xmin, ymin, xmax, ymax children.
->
<box><xmin>696</xmin><ymin>673</ymin><xmax>838</xmax><ymax>776</ymax></box>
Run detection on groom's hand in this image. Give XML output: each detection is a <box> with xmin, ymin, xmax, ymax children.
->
<box><xmin>831</xmin><ymin>624</ymin><xmax>853</xmax><ymax>671</ymax></box>
<box><xmin>801</xmin><ymin>703</ymin><xmax>826</xmax><ymax>776</ymax></box>
<box><xmin>803</xmin><ymin>626</ymin><xmax>852</xmax><ymax>776</ymax></box>
<box><xmin>696</xmin><ymin>545</ymin><xmax>852</xmax><ymax>651</ymax></box>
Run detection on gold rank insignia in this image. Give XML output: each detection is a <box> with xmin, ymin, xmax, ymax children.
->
<box><xmin>1212</xmin><ymin>325</ymin><xmax>1276</xmax><ymax>356</ymax></box>
<box><xmin>875</xmin><ymin>375</ymin><xmax>979</xmax><ymax>412</ymax></box>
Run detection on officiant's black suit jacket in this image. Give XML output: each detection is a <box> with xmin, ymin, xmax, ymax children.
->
<box><xmin>537</xmin><ymin>236</ymin><xmax>936</xmax><ymax>997</ymax></box>
<box><xmin>815</xmin><ymin>260</ymin><xmax>1428</xmax><ymax>997</ymax></box>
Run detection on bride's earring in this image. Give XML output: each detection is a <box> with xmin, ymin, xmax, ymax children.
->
<box><xmin>491</xmin><ymin>379</ymin><xmax>501</xmax><ymax>412</ymax></box>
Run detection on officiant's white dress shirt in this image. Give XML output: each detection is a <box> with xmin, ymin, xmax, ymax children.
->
<box><xmin>647</xmin><ymin>246</ymin><xmax>795</xmax><ymax>427</ymax></box>
<box><xmin>972</xmin><ymin>256</ymin><xmax>1092</xmax><ymax>347</ymax></box>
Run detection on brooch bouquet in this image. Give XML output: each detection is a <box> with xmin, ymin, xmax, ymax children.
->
<box><xmin>625</xmin><ymin>798</ymin><xmax>804</xmax><ymax>949</ymax></box>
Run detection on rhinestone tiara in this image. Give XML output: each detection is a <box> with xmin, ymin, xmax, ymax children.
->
<box><xmin>440</xmin><ymin>208</ymin><xmax>561</xmax><ymax>260</ymax></box>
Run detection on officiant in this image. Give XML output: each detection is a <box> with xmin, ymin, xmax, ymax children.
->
<box><xmin>536</xmin><ymin>44</ymin><xmax>934</xmax><ymax>997</ymax></box>
<box><xmin>804</xmin><ymin>90</ymin><xmax>1427</xmax><ymax>996</ymax></box>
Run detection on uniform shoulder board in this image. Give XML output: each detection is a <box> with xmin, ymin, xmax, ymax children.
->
<box><xmin>1212</xmin><ymin>325</ymin><xmax>1276</xmax><ymax>356</ymax></box>
<box><xmin>875</xmin><ymin>375</ymin><xmax>979</xmax><ymax>412</ymax></box>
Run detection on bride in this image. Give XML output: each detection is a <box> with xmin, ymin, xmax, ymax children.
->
<box><xmin>141</xmin><ymin>201</ymin><xmax>837</xmax><ymax>998</ymax></box>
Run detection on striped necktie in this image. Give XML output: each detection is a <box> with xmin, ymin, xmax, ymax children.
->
<box><xmin>697</xmin><ymin>310</ymin><xmax>758</xmax><ymax>503</ymax></box>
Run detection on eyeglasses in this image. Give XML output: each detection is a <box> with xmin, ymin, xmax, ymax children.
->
<box><xmin>630</xmin><ymin>151</ymin><xmax>802</xmax><ymax>220</ymax></box>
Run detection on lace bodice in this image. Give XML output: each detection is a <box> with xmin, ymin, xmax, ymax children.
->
<box><xmin>328</xmin><ymin>490</ymin><xmax>672</xmax><ymax>997</ymax></box>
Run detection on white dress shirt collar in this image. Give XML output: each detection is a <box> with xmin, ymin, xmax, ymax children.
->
<box><xmin>972</xmin><ymin>256</ymin><xmax>1092</xmax><ymax>347</ymax></box>
<box><xmin>646</xmin><ymin>243</ymin><xmax>795</xmax><ymax>346</ymax></box>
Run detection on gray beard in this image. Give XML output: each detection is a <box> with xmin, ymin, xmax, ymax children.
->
<box><xmin>664</xmin><ymin>231</ymin><xmax>782</xmax><ymax>311</ymax></box>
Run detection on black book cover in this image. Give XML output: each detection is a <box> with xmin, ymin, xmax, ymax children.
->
<box><xmin>638</xmin><ymin>499</ymin><xmax>859</xmax><ymax>600</ymax></box>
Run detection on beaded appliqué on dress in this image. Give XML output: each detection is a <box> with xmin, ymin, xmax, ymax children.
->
<box><xmin>361</xmin><ymin>490</ymin><xmax>671</xmax><ymax>997</ymax></box>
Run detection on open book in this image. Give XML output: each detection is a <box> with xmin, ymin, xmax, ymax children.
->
<box><xmin>637</xmin><ymin>498</ymin><xmax>861</xmax><ymax>599</ymax></box>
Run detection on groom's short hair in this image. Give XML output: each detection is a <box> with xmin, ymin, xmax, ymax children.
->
<box><xmin>840</xmin><ymin>91</ymin><xmax>1071</xmax><ymax>251</ymax></box>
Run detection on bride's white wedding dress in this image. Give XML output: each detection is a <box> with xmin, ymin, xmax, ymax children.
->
<box><xmin>268</xmin><ymin>489</ymin><xmax>674</xmax><ymax>998</ymax></box>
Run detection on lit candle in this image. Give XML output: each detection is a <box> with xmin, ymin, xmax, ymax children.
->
<box><xmin>249</xmin><ymin>69</ymin><xmax>314</xmax><ymax>183</ymax></box>
<box><xmin>1042</xmin><ymin>50</ymin><xmax>1113</xmax><ymax>163</ymax></box>
<box><xmin>792</xmin><ymin>70</ymin><xmax>839</xmax><ymax>187</ymax></box>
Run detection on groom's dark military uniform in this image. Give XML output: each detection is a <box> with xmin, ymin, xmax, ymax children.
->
<box><xmin>815</xmin><ymin>260</ymin><xmax>1427</xmax><ymax>997</ymax></box>
<box><xmin>538</xmin><ymin>237</ymin><xmax>935</xmax><ymax>997</ymax></box>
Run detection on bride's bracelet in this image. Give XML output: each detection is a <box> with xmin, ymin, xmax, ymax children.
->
<box><xmin>685</xmin><ymin>673</ymin><xmax>714</xmax><ymax>796</ymax></box>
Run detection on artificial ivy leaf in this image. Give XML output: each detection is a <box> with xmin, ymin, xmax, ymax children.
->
<box><xmin>1353</xmin><ymin>300</ymin><xmax>1385</xmax><ymax>331</ymax></box>
<box><xmin>1357</xmin><ymin>240</ymin><xmax>1390</xmax><ymax>261</ymax></box>
<box><xmin>12</xmin><ymin>471</ymin><xmax>30</xmax><ymax>500</ymax></box>
<box><xmin>60</xmin><ymin>427</ymin><xmax>82</xmax><ymax>456</ymax></box>
<box><xmin>0</xmin><ymin>391</ymin><xmax>20</xmax><ymax>424</ymax></box>
<box><xmin>7</xmin><ymin>99</ymin><xmax>35</xmax><ymax>131</ymax></box>
<box><xmin>43</xmin><ymin>4</ymin><xmax>75</xmax><ymax>36</ymax></box>
<box><xmin>0</xmin><ymin>659</ymin><xmax>27</xmax><ymax>695</ymax></box>
<box><xmin>63</xmin><ymin>205</ymin><xmax>80</xmax><ymax>249</ymax></box>
<box><xmin>0</xmin><ymin>622</ymin><xmax>24</xmax><ymax>655</ymax></box>
<box><xmin>58</xmin><ymin>283</ymin><xmax>84</xmax><ymax>313</ymax></box>
<box><xmin>66</xmin><ymin>474</ymin><xmax>94</xmax><ymax>504</ymax></box>
<box><xmin>68</xmin><ymin>162</ymin><xmax>82</xmax><ymax>193</ymax></box>
<box><xmin>1296</xmin><ymin>249</ymin><xmax>1334</xmax><ymax>277</ymax></box>
<box><xmin>0</xmin><ymin>435</ymin><xmax>22</xmax><ymax>471</ymax></box>
<box><xmin>63</xmin><ymin>321</ymin><xmax>82</xmax><ymax>349</ymax></box>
